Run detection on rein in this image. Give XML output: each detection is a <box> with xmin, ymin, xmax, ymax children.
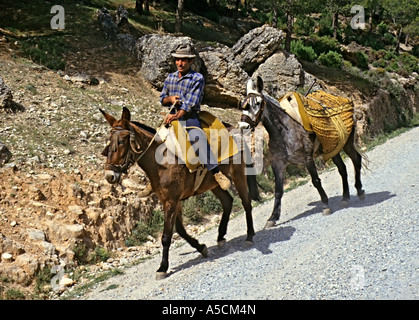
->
<box><xmin>105</xmin><ymin>104</ymin><xmax>176</xmax><ymax>173</ymax></box>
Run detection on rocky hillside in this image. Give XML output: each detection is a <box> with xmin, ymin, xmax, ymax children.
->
<box><xmin>0</xmin><ymin>2</ymin><xmax>418</xmax><ymax>299</ymax></box>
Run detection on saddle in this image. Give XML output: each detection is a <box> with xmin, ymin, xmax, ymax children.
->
<box><xmin>278</xmin><ymin>90</ymin><xmax>354</xmax><ymax>161</ymax></box>
<box><xmin>156</xmin><ymin>111</ymin><xmax>239</xmax><ymax>173</ymax></box>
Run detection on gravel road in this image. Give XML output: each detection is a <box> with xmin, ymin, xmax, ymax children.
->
<box><xmin>82</xmin><ymin>127</ymin><xmax>418</xmax><ymax>300</ymax></box>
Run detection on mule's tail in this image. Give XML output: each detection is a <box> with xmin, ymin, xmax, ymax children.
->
<box><xmin>356</xmin><ymin>144</ymin><xmax>371</xmax><ymax>173</ymax></box>
<box><xmin>353</xmin><ymin>128</ymin><xmax>371</xmax><ymax>173</ymax></box>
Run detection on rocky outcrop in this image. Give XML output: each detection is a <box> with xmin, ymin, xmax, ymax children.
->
<box><xmin>0</xmin><ymin>75</ymin><xmax>25</xmax><ymax>112</ymax></box>
<box><xmin>200</xmin><ymin>45</ymin><xmax>248</xmax><ymax>108</ymax></box>
<box><xmin>0</xmin><ymin>75</ymin><xmax>13</xmax><ymax>108</ymax></box>
<box><xmin>95</xmin><ymin>8</ymin><xmax>287</xmax><ymax>108</ymax></box>
<box><xmin>97</xmin><ymin>8</ymin><xmax>118</xmax><ymax>42</ymax></box>
<box><xmin>135</xmin><ymin>34</ymin><xmax>202</xmax><ymax>90</ymax></box>
<box><xmin>253</xmin><ymin>51</ymin><xmax>320</xmax><ymax>98</ymax></box>
<box><xmin>97</xmin><ymin>7</ymin><xmax>143</xmax><ymax>54</ymax></box>
<box><xmin>0</xmin><ymin>142</ymin><xmax>12</xmax><ymax>167</ymax></box>
<box><xmin>95</xmin><ymin>6</ymin><xmax>418</xmax><ymax>130</ymax></box>
<box><xmin>0</xmin><ymin>165</ymin><xmax>160</xmax><ymax>287</ymax></box>
<box><xmin>232</xmin><ymin>25</ymin><xmax>284</xmax><ymax>74</ymax></box>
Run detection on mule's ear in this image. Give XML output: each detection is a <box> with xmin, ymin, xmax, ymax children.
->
<box><xmin>256</xmin><ymin>76</ymin><xmax>263</xmax><ymax>93</ymax></box>
<box><xmin>122</xmin><ymin>107</ymin><xmax>131</xmax><ymax>122</ymax></box>
<box><xmin>100</xmin><ymin>109</ymin><xmax>117</xmax><ymax>127</ymax></box>
<box><xmin>246</xmin><ymin>78</ymin><xmax>255</xmax><ymax>94</ymax></box>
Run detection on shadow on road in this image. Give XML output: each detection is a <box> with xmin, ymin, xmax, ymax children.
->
<box><xmin>168</xmin><ymin>225</ymin><xmax>296</xmax><ymax>278</ymax></box>
<box><xmin>167</xmin><ymin>191</ymin><xmax>394</xmax><ymax>278</ymax></box>
<box><xmin>281</xmin><ymin>190</ymin><xmax>396</xmax><ymax>225</ymax></box>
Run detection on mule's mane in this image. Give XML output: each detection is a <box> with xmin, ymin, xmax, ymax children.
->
<box><xmin>263</xmin><ymin>92</ymin><xmax>285</xmax><ymax>112</ymax></box>
<box><xmin>131</xmin><ymin>121</ymin><xmax>156</xmax><ymax>135</ymax></box>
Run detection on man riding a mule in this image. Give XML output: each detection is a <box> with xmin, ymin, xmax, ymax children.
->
<box><xmin>159</xmin><ymin>43</ymin><xmax>231</xmax><ymax>190</ymax></box>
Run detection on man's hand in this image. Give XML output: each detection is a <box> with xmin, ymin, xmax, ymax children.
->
<box><xmin>164</xmin><ymin>109</ymin><xmax>187</xmax><ymax>124</ymax></box>
<box><xmin>162</xmin><ymin>95</ymin><xmax>181</xmax><ymax>106</ymax></box>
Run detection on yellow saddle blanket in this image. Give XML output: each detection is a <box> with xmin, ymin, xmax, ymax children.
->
<box><xmin>278</xmin><ymin>91</ymin><xmax>354</xmax><ymax>161</ymax></box>
<box><xmin>156</xmin><ymin>111</ymin><xmax>239</xmax><ymax>172</ymax></box>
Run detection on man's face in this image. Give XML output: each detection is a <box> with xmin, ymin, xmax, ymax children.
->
<box><xmin>175</xmin><ymin>57</ymin><xmax>193</xmax><ymax>76</ymax></box>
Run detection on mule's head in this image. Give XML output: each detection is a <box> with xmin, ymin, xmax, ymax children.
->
<box><xmin>238</xmin><ymin>76</ymin><xmax>265</xmax><ymax>130</ymax></box>
<box><xmin>100</xmin><ymin>107</ymin><xmax>133</xmax><ymax>184</ymax></box>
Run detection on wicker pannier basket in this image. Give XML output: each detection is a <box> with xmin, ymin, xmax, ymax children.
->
<box><xmin>302</xmin><ymin>90</ymin><xmax>354</xmax><ymax>161</ymax></box>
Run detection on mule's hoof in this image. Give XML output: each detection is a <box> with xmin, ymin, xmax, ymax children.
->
<box><xmin>341</xmin><ymin>199</ymin><xmax>349</xmax><ymax>207</ymax></box>
<box><xmin>156</xmin><ymin>272</ymin><xmax>167</xmax><ymax>280</ymax></box>
<box><xmin>217</xmin><ymin>240</ymin><xmax>226</xmax><ymax>248</ymax></box>
<box><xmin>265</xmin><ymin>221</ymin><xmax>276</xmax><ymax>228</ymax></box>
<box><xmin>200</xmin><ymin>245</ymin><xmax>208</xmax><ymax>258</ymax></box>
<box><xmin>322</xmin><ymin>207</ymin><xmax>332</xmax><ymax>215</ymax></box>
<box><xmin>244</xmin><ymin>240</ymin><xmax>254</xmax><ymax>246</ymax></box>
<box><xmin>358</xmin><ymin>192</ymin><xmax>366</xmax><ymax>200</ymax></box>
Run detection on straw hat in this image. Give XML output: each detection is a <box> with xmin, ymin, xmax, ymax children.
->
<box><xmin>171</xmin><ymin>44</ymin><xmax>196</xmax><ymax>58</ymax></box>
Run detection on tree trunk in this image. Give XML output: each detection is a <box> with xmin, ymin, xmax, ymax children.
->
<box><xmin>233</xmin><ymin>0</ymin><xmax>240</xmax><ymax>25</ymax></box>
<box><xmin>395</xmin><ymin>26</ymin><xmax>402</xmax><ymax>52</ymax></box>
<box><xmin>175</xmin><ymin>0</ymin><xmax>184</xmax><ymax>34</ymax></box>
<box><xmin>332</xmin><ymin>11</ymin><xmax>338</xmax><ymax>39</ymax></box>
<box><xmin>285</xmin><ymin>11</ymin><xmax>293</xmax><ymax>52</ymax></box>
<box><xmin>135</xmin><ymin>0</ymin><xmax>143</xmax><ymax>15</ymax></box>
<box><xmin>271</xmin><ymin>3</ymin><xmax>278</xmax><ymax>28</ymax></box>
<box><xmin>144</xmin><ymin>0</ymin><xmax>149</xmax><ymax>14</ymax></box>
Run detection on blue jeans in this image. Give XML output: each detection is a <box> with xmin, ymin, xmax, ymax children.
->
<box><xmin>172</xmin><ymin>109</ymin><xmax>218</xmax><ymax>171</ymax></box>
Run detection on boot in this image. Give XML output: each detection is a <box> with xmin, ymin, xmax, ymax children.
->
<box><xmin>214</xmin><ymin>172</ymin><xmax>231</xmax><ymax>190</ymax></box>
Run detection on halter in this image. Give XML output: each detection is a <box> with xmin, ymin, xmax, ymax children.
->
<box><xmin>101</xmin><ymin>103</ymin><xmax>176</xmax><ymax>174</ymax></box>
<box><xmin>103</xmin><ymin>126</ymin><xmax>144</xmax><ymax>173</ymax></box>
<box><xmin>240</xmin><ymin>92</ymin><xmax>265</xmax><ymax>128</ymax></box>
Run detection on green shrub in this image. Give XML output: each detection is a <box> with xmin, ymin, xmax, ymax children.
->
<box><xmin>91</xmin><ymin>247</ymin><xmax>111</xmax><ymax>263</ymax></box>
<box><xmin>305</xmin><ymin>35</ymin><xmax>341</xmax><ymax>55</ymax></box>
<box><xmin>20</xmin><ymin>36</ymin><xmax>68</xmax><ymax>70</ymax></box>
<box><xmin>399</xmin><ymin>52</ymin><xmax>419</xmax><ymax>73</ymax></box>
<box><xmin>355</xmin><ymin>51</ymin><xmax>369</xmax><ymax>70</ymax></box>
<box><xmin>291</xmin><ymin>40</ymin><xmax>317</xmax><ymax>62</ymax></box>
<box><xmin>358</xmin><ymin>32</ymin><xmax>386</xmax><ymax>50</ymax></box>
<box><xmin>294</xmin><ymin>15</ymin><xmax>315</xmax><ymax>36</ymax></box>
<box><xmin>318</xmin><ymin>16</ymin><xmax>333</xmax><ymax>37</ymax></box>
<box><xmin>385</xmin><ymin>61</ymin><xmax>400</xmax><ymax>73</ymax></box>
<box><xmin>377</xmin><ymin>22</ymin><xmax>389</xmax><ymax>35</ymax></box>
<box><xmin>372</xmin><ymin>58</ymin><xmax>388</xmax><ymax>68</ymax></box>
<box><xmin>5</xmin><ymin>288</ymin><xmax>25</xmax><ymax>300</ymax></box>
<box><xmin>183</xmin><ymin>192</ymin><xmax>223</xmax><ymax>224</ymax></box>
<box><xmin>318</xmin><ymin>50</ymin><xmax>343</xmax><ymax>68</ymax></box>
<box><xmin>125</xmin><ymin>209</ymin><xmax>164</xmax><ymax>246</ymax></box>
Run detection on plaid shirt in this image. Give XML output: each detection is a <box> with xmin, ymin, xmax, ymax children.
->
<box><xmin>159</xmin><ymin>70</ymin><xmax>205</xmax><ymax>113</ymax></box>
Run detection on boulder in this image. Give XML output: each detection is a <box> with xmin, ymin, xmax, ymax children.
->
<box><xmin>0</xmin><ymin>142</ymin><xmax>12</xmax><ymax>167</ymax></box>
<box><xmin>253</xmin><ymin>52</ymin><xmax>320</xmax><ymax>98</ymax></box>
<box><xmin>232</xmin><ymin>25</ymin><xmax>284</xmax><ymax>74</ymax></box>
<box><xmin>0</xmin><ymin>75</ymin><xmax>13</xmax><ymax>108</ymax></box>
<box><xmin>97</xmin><ymin>8</ymin><xmax>118</xmax><ymax>41</ymax></box>
<box><xmin>199</xmin><ymin>45</ymin><xmax>248</xmax><ymax>108</ymax></box>
<box><xmin>135</xmin><ymin>34</ymin><xmax>202</xmax><ymax>90</ymax></box>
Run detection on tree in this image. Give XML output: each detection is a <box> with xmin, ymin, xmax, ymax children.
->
<box><xmin>273</xmin><ymin>0</ymin><xmax>324</xmax><ymax>52</ymax></box>
<box><xmin>175</xmin><ymin>0</ymin><xmax>184</xmax><ymax>34</ymax></box>
<box><xmin>135</xmin><ymin>0</ymin><xmax>150</xmax><ymax>15</ymax></box>
<box><xmin>382</xmin><ymin>0</ymin><xmax>419</xmax><ymax>51</ymax></box>
<box><xmin>268</xmin><ymin>0</ymin><xmax>299</xmax><ymax>52</ymax></box>
<box><xmin>356</xmin><ymin>0</ymin><xmax>382</xmax><ymax>32</ymax></box>
<box><xmin>326</xmin><ymin>0</ymin><xmax>352</xmax><ymax>39</ymax></box>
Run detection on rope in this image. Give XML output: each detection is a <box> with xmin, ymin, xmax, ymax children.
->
<box><xmin>130</xmin><ymin>103</ymin><xmax>176</xmax><ymax>161</ymax></box>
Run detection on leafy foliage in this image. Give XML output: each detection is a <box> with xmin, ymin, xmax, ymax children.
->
<box><xmin>291</xmin><ymin>40</ymin><xmax>317</xmax><ymax>62</ymax></box>
<box><xmin>318</xmin><ymin>50</ymin><xmax>343</xmax><ymax>68</ymax></box>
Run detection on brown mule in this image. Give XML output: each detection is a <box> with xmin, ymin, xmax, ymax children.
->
<box><xmin>100</xmin><ymin>107</ymin><xmax>259</xmax><ymax>279</ymax></box>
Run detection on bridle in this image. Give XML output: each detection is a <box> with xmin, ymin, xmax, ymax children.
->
<box><xmin>100</xmin><ymin>103</ymin><xmax>178</xmax><ymax>174</ymax></box>
<box><xmin>240</xmin><ymin>92</ymin><xmax>265</xmax><ymax>129</ymax></box>
<box><xmin>102</xmin><ymin>126</ymin><xmax>144</xmax><ymax>174</ymax></box>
